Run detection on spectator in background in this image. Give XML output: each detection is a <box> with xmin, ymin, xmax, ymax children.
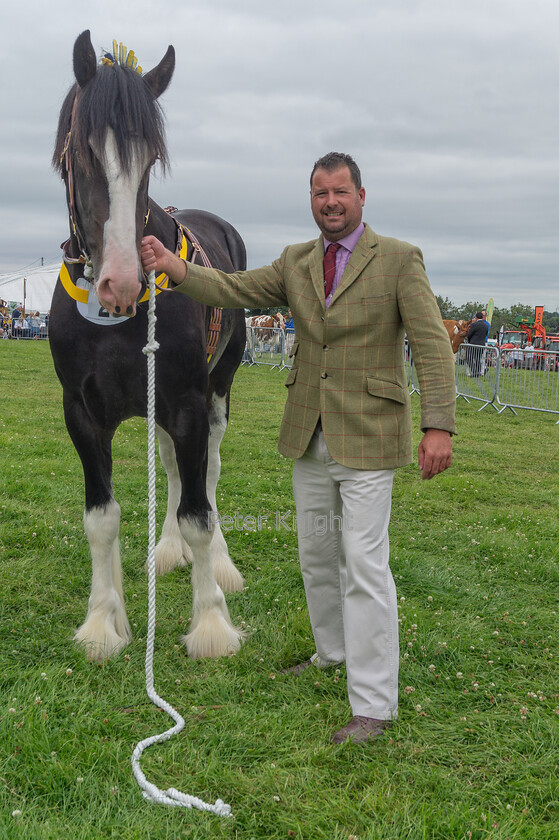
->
<box><xmin>28</xmin><ymin>312</ymin><xmax>41</xmax><ymax>338</ymax></box>
<box><xmin>523</xmin><ymin>342</ymin><xmax>535</xmax><ymax>369</ymax></box>
<box><xmin>466</xmin><ymin>312</ymin><xmax>489</xmax><ymax>376</ymax></box>
<box><xmin>285</xmin><ymin>309</ymin><xmax>294</xmax><ymax>333</ymax></box>
<box><xmin>284</xmin><ymin>309</ymin><xmax>295</xmax><ymax>355</ymax></box>
<box><xmin>0</xmin><ymin>302</ymin><xmax>11</xmax><ymax>336</ymax></box>
<box><xmin>511</xmin><ymin>345</ymin><xmax>524</xmax><ymax>369</ymax></box>
<box><xmin>480</xmin><ymin>310</ymin><xmax>491</xmax><ymax>374</ymax></box>
<box><xmin>13</xmin><ymin>313</ymin><xmax>29</xmax><ymax>339</ymax></box>
<box><xmin>11</xmin><ymin>305</ymin><xmax>21</xmax><ymax>336</ymax></box>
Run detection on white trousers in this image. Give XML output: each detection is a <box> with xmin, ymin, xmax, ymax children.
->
<box><xmin>292</xmin><ymin>428</ymin><xmax>399</xmax><ymax>720</ymax></box>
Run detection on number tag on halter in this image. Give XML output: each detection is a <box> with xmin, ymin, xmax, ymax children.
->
<box><xmin>75</xmin><ymin>278</ymin><xmax>130</xmax><ymax>326</ymax></box>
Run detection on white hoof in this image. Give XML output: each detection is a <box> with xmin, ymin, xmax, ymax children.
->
<box><xmin>182</xmin><ymin>610</ymin><xmax>245</xmax><ymax>659</ymax></box>
<box><xmin>154</xmin><ymin>535</ymin><xmax>193</xmax><ymax>575</ymax></box>
<box><xmin>212</xmin><ymin>548</ymin><xmax>244</xmax><ymax>593</ymax></box>
<box><xmin>74</xmin><ymin>607</ymin><xmax>132</xmax><ymax>662</ymax></box>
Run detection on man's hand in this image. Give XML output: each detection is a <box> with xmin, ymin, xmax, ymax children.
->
<box><xmin>418</xmin><ymin>428</ymin><xmax>452</xmax><ymax>480</ymax></box>
<box><xmin>141</xmin><ymin>236</ymin><xmax>186</xmax><ymax>283</ymax></box>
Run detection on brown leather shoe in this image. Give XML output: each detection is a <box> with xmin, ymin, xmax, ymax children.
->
<box><xmin>280</xmin><ymin>659</ymin><xmax>314</xmax><ymax>675</ymax></box>
<box><xmin>331</xmin><ymin>716</ymin><xmax>390</xmax><ymax>744</ymax></box>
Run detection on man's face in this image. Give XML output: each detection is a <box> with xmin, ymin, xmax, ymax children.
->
<box><xmin>310</xmin><ymin>165</ymin><xmax>365</xmax><ymax>241</ymax></box>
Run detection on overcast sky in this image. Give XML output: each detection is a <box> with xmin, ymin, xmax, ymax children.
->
<box><xmin>1</xmin><ymin>0</ymin><xmax>557</xmax><ymax>309</ymax></box>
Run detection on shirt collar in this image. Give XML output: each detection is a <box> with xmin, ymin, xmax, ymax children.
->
<box><xmin>323</xmin><ymin>222</ymin><xmax>365</xmax><ymax>254</ymax></box>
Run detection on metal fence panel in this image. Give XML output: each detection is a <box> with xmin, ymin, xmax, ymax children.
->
<box><xmin>453</xmin><ymin>343</ymin><xmax>559</xmax><ymax>419</ymax></box>
<box><xmin>495</xmin><ymin>349</ymin><xmax>559</xmax><ymax>415</ymax></box>
<box><xmin>404</xmin><ymin>340</ymin><xmax>421</xmax><ymax>395</ymax></box>
<box><xmin>243</xmin><ymin>326</ymin><xmax>288</xmax><ymax>370</ymax></box>
<box><xmin>1</xmin><ymin>315</ymin><xmax>49</xmax><ymax>339</ymax></box>
<box><xmin>455</xmin><ymin>344</ymin><xmax>499</xmax><ymax>411</ymax></box>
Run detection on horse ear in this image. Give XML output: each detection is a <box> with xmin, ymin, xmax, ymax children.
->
<box><xmin>143</xmin><ymin>45</ymin><xmax>175</xmax><ymax>99</ymax></box>
<box><xmin>73</xmin><ymin>30</ymin><xmax>97</xmax><ymax>88</ymax></box>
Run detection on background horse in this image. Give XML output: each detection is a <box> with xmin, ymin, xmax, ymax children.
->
<box><xmin>246</xmin><ymin>312</ymin><xmax>285</xmax><ymax>356</ymax></box>
<box><xmin>443</xmin><ymin>319</ymin><xmax>472</xmax><ymax>356</ymax></box>
<box><xmin>50</xmin><ymin>30</ymin><xmax>246</xmax><ymax>661</ymax></box>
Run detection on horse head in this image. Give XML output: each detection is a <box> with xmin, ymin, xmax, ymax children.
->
<box><xmin>54</xmin><ymin>30</ymin><xmax>175</xmax><ymax>317</ymax></box>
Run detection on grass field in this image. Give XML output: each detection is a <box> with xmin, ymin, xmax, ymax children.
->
<box><xmin>1</xmin><ymin>340</ymin><xmax>558</xmax><ymax>840</ymax></box>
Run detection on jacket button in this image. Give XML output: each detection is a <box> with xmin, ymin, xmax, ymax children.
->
<box><xmin>321</xmin><ymin>372</ymin><xmax>328</xmax><ymax>379</ymax></box>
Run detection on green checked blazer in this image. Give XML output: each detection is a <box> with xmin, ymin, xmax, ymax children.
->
<box><xmin>174</xmin><ymin>223</ymin><xmax>457</xmax><ymax>470</ymax></box>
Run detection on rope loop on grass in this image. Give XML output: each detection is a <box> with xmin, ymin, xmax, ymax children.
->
<box><xmin>131</xmin><ymin>269</ymin><xmax>232</xmax><ymax>818</ymax></box>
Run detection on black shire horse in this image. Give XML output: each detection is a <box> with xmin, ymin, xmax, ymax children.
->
<box><xmin>50</xmin><ymin>30</ymin><xmax>246</xmax><ymax>661</ymax></box>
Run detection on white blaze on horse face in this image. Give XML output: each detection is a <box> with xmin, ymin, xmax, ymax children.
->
<box><xmin>95</xmin><ymin>129</ymin><xmax>150</xmax><ymax>317</ymax></box>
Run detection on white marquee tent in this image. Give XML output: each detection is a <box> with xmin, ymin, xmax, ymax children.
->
<box><xmin>0</xmin><ymin>263</ymin><xmax>60</xmax><ymax>313</ymax></box>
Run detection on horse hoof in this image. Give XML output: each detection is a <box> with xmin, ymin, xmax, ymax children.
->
<box><xmin>181</xmin><ymin>612</ymin><xmax>245</xmax><ymax>659</ymax></box>
<box><xmin>74</xmin><ymin>607</ymin><xmax>132</xmax><ymax>661</ymax></box>
<box><xmin>74</xmin><ymin>630</ymin><xmax>130</xmax><ymax>662</ymax></box>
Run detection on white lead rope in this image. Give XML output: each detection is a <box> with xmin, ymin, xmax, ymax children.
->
<box><xmin>131</xmin><ymin>269</ymin><xmax>232</xmax><ymax>818</ymax></box>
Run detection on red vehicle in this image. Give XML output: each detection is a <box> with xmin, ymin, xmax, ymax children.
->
<box><xmin>499</xmin><ymin>329</ymin><xmax>527</xmax><ymax>348</ymax></box>
<box><xmin>500</xmin><ymin>307</ymin><xmax>547</xmax><ymax>367</ymax></box>
<box><xmin>540</xmin><ymin>334</ymin><xmax>559</xmax><ymax>370</ymax></box>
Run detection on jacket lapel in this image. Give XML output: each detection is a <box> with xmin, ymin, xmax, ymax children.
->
<box><xmin>309</xmin><ymin>237</ymin><xmax>327</xmax><ymax>308</ymax></box>
<box><xmin>331</xmin><ymin>224</ymin><xmax>378</xmax><ymax>304</ymax></box>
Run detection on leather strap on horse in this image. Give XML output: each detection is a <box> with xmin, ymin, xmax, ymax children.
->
<box><xmin>59</xmin><ymin>98</ymin><xmax>90</xmax><ymax>262</ymax></box>
<box><xmin>164</xmin><ymin>208</ymin><xmax>224</xmax><ymax>363</ymax></box>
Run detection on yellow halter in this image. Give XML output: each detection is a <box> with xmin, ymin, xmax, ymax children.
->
<box><xmin>59</xmin><ymin>234</ymin><xmax>188</xmax><ymax>304</ymax></box>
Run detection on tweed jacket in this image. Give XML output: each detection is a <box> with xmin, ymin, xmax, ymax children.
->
<box><xmin>174</xmin><ymin>223</ymin><xmax>457</xmax><ymax>470</ymax></box>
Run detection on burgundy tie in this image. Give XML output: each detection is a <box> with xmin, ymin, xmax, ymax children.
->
<box><xmin>323</xmin><ymin>242</ymin><xmax>341</xmax><ymax>299</ymax></box>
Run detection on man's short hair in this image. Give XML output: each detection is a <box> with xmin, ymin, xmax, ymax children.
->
<box><xmin>475</xmin><ymin>311</ymin><xmax>484</xmax><ymax>320</ymax></box>
<box><xmin>310</xmin><ymin>152</ymin><xmax>362</xmax><ymax>190</ymax></box>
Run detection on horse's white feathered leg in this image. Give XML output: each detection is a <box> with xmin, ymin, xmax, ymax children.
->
<box><xmin>154</xmin><ymin>425</ymin><xmax>193</xmax><ymax>574</ymax></box>
<box><xmin>207</xmin><ymin>393</ymin><xmax>244</xmax><ymax>592</ymax></box>
<box><xmin>75</xmin><ymin>501</ymin><xmax>131</xmax><ymax>661</ymax></box>
<box><xmin>180</xmin><ymin>517</ymin><xmax>244</xmax><ymax>658</ymax></box>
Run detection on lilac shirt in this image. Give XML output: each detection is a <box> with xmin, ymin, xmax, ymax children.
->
<box><xmin>323</xmin><ymin>222</ymin><xmax>365</xmax><ymax>308</ymax></box>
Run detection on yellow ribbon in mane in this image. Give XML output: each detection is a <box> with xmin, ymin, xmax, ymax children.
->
<box><xmin>100</xmin><ymin>40</ymin><xmax>143</xmax><ymax>74</ymax></box>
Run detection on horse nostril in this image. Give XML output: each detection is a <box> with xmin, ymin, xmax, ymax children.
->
<box><xmin>115</xmin><ymin>305</ymin><xmax>121</xmax><ymax>314</ymax></box>
<box><xmin>126</xmin><ymin>305</ymin><xmax>133</xmax><ymax>316</ymax></box>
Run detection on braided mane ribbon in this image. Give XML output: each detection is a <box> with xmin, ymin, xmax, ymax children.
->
<box><xmin>101</xmin><ymin>40</ymin><xmax>143</xmax><ymax>74</ymax></box>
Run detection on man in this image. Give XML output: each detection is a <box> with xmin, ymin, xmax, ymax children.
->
<box><xmin>511</xmin><ymin>343</ymin><xmax>525</xmax><ymax>369</ymax></box>
<box><xmin>284</xmin><ymin>309</ymin><xmax>295</xmax><ymax>354</ymax></box>
<box><xmin>141</xmin><ymin>152</ymin><xmax>456</xmax><ymax>744</ymax></box>
<box><xmin>523</xmin><ymin>341</ymin><xmax>535</xmax><ymax>369</ymax></box>
<box><xmin>284</xmin><ymin>309</ymin><xmax>295</xmax><ymax>333</ymax></box>
<box><xmin>466</xmin><ymin>312</ymin><xmax>489</xmax><ymax>376</ymax></box>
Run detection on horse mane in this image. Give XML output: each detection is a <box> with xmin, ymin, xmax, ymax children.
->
<box><xmin>52</xmin><ymin>63</ymin><xmax>169</xmax><ymax>177</ymax></box>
